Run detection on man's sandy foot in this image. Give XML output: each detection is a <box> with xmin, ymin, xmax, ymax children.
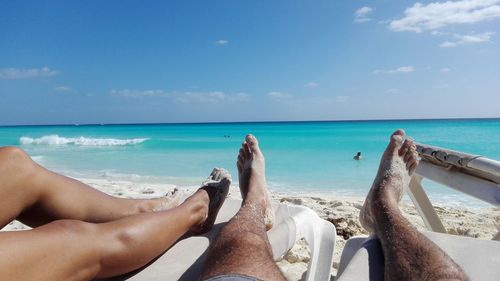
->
<box><xmin>359</xmin><ymin>129</ymin><xmax>419</xmax><ymax>233</ymax></box>
<box><xmin>190</xmin><ymin>168</ymin><xmax>231</xmax><ymax>234</ymax></box>
<box><xmin>237</xmin><ymin>134</ymin><xmax>274</xmax><ymax>230</ymax></box>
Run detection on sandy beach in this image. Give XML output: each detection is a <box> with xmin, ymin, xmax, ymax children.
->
<box><xmin>2</xmin><ymin>178</ymin><xmax>499</xmax><ymax>280</ymax></box>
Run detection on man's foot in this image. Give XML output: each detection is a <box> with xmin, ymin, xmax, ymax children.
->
<box><xmin>237</xmin><ymin>134</ymin><xmax>274</xmax><ymax>230</ymax></box>
<box><xmin>190</xmin><ymin>168</ymin><xmax>231</xmax><ymax>234</ymax></box>
<box><xmin>359</xmin><ymin>129</ymin><xmax>419</xmax><ymax>233</ymax></box>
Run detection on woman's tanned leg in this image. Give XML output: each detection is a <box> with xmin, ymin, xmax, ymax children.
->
<box><xmin>0</xmin><ymin>169</ymin><xmax>231</xmax><ymax>281</ymax></box>
<box><xmin>0</xmin><ymin>193</ymin><xmax>202</xmax><ymax>280</ymax></box>
<box><xmin>0</xmin><ymin>146</ymin><xmax>178</xmax><ymax>228</ymax></box>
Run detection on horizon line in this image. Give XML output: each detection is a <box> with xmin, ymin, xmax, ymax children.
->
<box><xmin>1</xmin><ymin>117</ymin><xmax>499</xmax><ymax>128</ymax></box>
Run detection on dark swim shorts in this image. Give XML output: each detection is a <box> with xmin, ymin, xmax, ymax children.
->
<box><xmin>203</xmin><ymin>274</ymin><xmax>262</xmax><ymax>281</ymax></box>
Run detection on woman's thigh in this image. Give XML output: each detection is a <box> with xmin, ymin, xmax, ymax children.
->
<box><xmin>0</xmin><ymin>220</ymin><xmax>102</xmax><ymax>281</ymax></box>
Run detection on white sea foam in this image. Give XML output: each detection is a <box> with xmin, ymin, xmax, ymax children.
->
<box><xmin>19</xmin><ymin>135</ymin><xmax>149</xmax><ymax>146</ymax></box>
<box><xmin>30</xmin><ymin>155</ymin><xmax>45</xmax><ymax>163</ymax></box>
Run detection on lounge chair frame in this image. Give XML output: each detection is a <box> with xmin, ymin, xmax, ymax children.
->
<box><xmin>408</xmin><ymin>143</ymin><xmax>500</xmax><ymax>240</ymax></box>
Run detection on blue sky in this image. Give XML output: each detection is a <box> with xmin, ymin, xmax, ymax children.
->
<box><xmin>1</xmin><ymin>0</ymin><xmax>499</xmax><ymax>125</ymax></box>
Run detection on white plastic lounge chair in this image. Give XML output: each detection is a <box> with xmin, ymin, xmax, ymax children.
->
<box><xmin>102</xmin><ymin>198</ymin><xmax>336</xmax><ymax>281</ymax></box>
<box><xmin>336</xmin><ymin>232</ymin><xmax>500</xmax><ymax>281</ymax></box>
<box><xmin>336</xmin><ymin>143</ymin><xmax>500</xmax><ymax>281</ymax></box>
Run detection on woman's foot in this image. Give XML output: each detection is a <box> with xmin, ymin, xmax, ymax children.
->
<box><xmin>359</xmin><ymin>129</ymin><xmax>419</xmax><ymax>233</ymax></box>
<box><xmin>134</xmin><ymin>189</ymin><xmax>182</xmax><ymax>215</ymax></box>
<box><xmin>237</xmin><ymin>134</ymin><xmax>274</xmax><ymax>230</ymax></box>
<box><xmin>152</xmin><ymin>189</ymin><xmax>182</xmax><ymax>212</ymax></box>
<box><xmin>190</xmin><ymin>168</ymin><xmax>231</xmax><ymax>234</ymax></box>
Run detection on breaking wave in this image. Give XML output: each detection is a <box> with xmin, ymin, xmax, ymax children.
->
<box><xmin>20</xmin><ymin>135</ymin><xmax>149</xmax><ymax>146</ymax></box>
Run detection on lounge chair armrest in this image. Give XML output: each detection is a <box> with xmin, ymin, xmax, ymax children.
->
<box><xmin>269</xmin><ymin>204</ymin><xmax>336</xmax><ymax>281</ymax></box>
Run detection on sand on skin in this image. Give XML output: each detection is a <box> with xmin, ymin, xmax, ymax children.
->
<box><xmin>2</xmin><ymin>179</ymin><xmax>498</xmax><ymax>281</ymax></box>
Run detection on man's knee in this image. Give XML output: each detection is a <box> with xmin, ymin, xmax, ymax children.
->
<box><xmin>204</xmin><ymin>232</ymin><xmax>282</xmax><ymax>280</ymax></box>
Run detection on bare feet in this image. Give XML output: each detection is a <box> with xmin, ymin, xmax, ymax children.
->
<box><xmin>190</xmin><ymin>168</ymin><xmax>231</xmax><ymax>234</ymax></box>
<box><xmin>237</xmin><ymin>134</ymin><xmax>274</xmax><ymax>230</ymax></box>
<box><xmin>359</xmin><ymin>129</ymin><xmax>419</xmax><ymax>233</ymax></box>
<box><xmin>152</xmin><ymin>189</ymin><xmax>182</xmax><ymax>211</ymax></box>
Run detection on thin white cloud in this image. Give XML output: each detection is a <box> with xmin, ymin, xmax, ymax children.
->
<box><xmin>373</xmin><ymin>66</ymin><xmax>415</xmax><ymax>74</ymax></box>
<box><xmin>176</xmin><ymin>91</ymin><xmax>248</xmax><ymax>103</ymax></box>
<box><xmin>233</xmin><ymin>92</ymin><xmax>249</xmax><ymax>101</ymax></box>
<box><xmin>0</xmin><ymin>67</ymin><xmax>58</xmax><ymax>79</ymax></box>
<box><xmin>176</xmin><ymin>92</ymin><xmax>224</xmax><ymax>103</ymax></box>
<box><xmin>215</xmin><ymin>39</ymin><xmax>229</xmax><ymax>45</ymax></box>
<box><xmin>110</xmin><ymin>89</ymin><xmax>248</xmax><ymax>103</ymax></box>
<box><xmin>431</xmin><ymin>30</ymin><xmax>448</xmax><ymax>36</ymax></box>
<box><xmin>305</xmin><ymin>82</ymin><xmax>319</xmax><ymax>87</ymax></box>
<box><xmin>110</xmin><ymin>89</ymin><xmax>167</xmax><ymax>98</ymax></box>
<box><xmin>335</xmin><ymin>96</ymin><xmax>349</xmax><ymax>103</ymax></box>
<box><xmin>434</xmin><ymin>83</ymin><xmax>451</xmax><ymax>89</ymax></box>
<box><xmin>355</xmin><ymin>6</ymin><xmax>374</xmax><ymax>23</ymax></box>
<box><xmin>439</xmin><ymin>31</ymin><xmax>494</xmax><ymax>47</ymax></box>
<box><xmin>54</xmin><ymin>86</ymin><xmax>72</xmax><ymax>92</ymax></box>
<box><xmin>385</xmin><ymin>88</ymin><xmax>401</xmax><ymax>94</ymax></box>
<box><xmin>440</xmin><ymin>67</ymin><xmax>451</xmax><ymax>72</ymax></box>
<box><xmin>390</xmin><ymin>0</ymin><xmax>500</xmax><ymax>33</ymax></box>
<box><xmin>267</xmin><ymin>91</ymin><xmax>292</xmax><ymax>99</ymax></box>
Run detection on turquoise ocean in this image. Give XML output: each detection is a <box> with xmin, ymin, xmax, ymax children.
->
<box><xmin>1</xmin><ymin>119</ymin><xmax>499</xmax><ymax>207</ymax></box>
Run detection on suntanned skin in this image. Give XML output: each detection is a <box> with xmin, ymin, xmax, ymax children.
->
<box><xmin>0</xmin><ymin>146</ymin><xmax>230</xmax><ymax>281</ymax></box>
<box><xmin>0</xmin><ymin>146</ymin><xmax>182</xmax><ymax>229</ymax></box>
<box><xmin>201</xmin><ymin>134</ymin><xmax>286</xmax><ymax>281</ymax></box>
<box><xmin>360</xmin><ymin>130</ymin><xmax>469</xmax><ymax>281</ymax></box>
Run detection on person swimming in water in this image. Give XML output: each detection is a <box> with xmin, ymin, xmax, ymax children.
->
<box><xmin>354</xmin><ymin>152</ymin><xmax>362</xmax><ymax>160</ymax></box>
